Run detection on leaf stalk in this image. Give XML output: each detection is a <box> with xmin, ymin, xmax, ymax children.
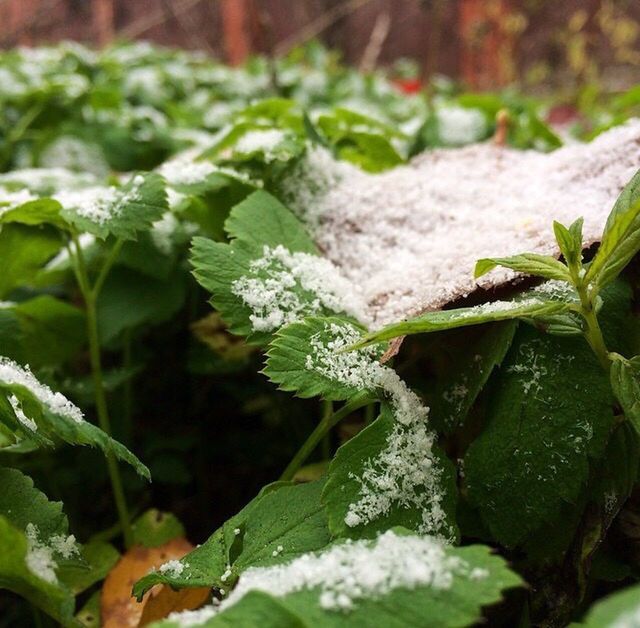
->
<box><xmin>279</xmin><ymin>391</ymin><xmax>373</xmax><ymax>481</ymax></box>
<box><xmin>71</xmin><ymin>233</ymin><xmax>134</xmax><ymax>547</ymax></box>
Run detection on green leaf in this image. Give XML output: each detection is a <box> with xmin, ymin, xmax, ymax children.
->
<box><xmin>0</xmin><ymin>198</ymin><xmax>67</xmax><ymax>230</ymax></box>
<box><xmin>0</xmin><ymin>467</ymin><xmax>77</xmax><ymax>624</ymax></box>
<box><xmin>75</xmin><ymin>590</ymin><xmax>101</xmax><ymax>628</ymax></box>
<box><xmin>474</xmin><ymin>253</ymin><xmax>571</xmax><ymax>282</ymax></box>
<box><xmin>590</xmin><ymin>422</ymin><xmax>640</xmax><ymax>524</ymax></box>
<box><xmin>131</xmin><ymin>509</ymin><xmax>185</xmax><ymax>548</ymax></box>
<box><xmin>133</xmin><ymin>480</ymin><xmax>331</xmax><ymax>598</ymax></box>
<box><xmin>191</xmin><ymin>191</ymin><xmax>342</xmax><ymax>346</ymax></box>
<box><xmin>96</xmin><ymin>266</ymin><xmax>187</xmax><ymax>344</ymax></box>
<box><xmin>204</xmin><ymin>121</ymin><xmax>303</xmax><ymax>167</ymax></box>
<box><xmin>58</xmin><ymin>540</ymin><xmax>119</xmax><ymax>595</ymax></box>
<box><xmin>0</xmin><ymin>358</ymin><xmax>150</xmax><ymax>479</ymax></box>
<box><xmin>316</xmin><ymin>108</ymin><xmax>406</xmax><ymax>172</ymax></box>
<box><xmin>59</xmin><ymin>172</ymin><xmax>168</xmax><ymax>240</ymax></box>
<box><xmin>156</xmin><ymin>531</ymin><xmax>522</xmax><ymax>628</ymax></box>
<box><xmin>581</xmin><ymin>582</ymin><xmax>640</xmax><ymax>627</ymax></box>
<box><xmin>0</xmin><ymin>467</ymin><xmax>68</xmax><ymax>538</ymax></box>
<box><xmin>610</xmin><ymin>354</ymin><xmax>640</xmax><ymax>435</ymax></box>
<box><xmin>323</xmin><ymin>404</ymin><xmax>458</xmax><ymax>540</ymax></box>
<box><xmin>332</xmin><ymin>133</ymin><xmax>404</xmax><ymax>173</ymax></box>
<box><xmin>429</xmin><ymin>321</ymin><xmax>517</xmax><ymax>432</ymax></box>
<box><xmin>10</xmin><ymin>296</ymin><xmax>86</xmax><ymax>368</ymax></box>
<box><xmin>0</xmin><ymin>224</ymin><xmax>61</xmax><ymax>298</ymax></box>
<box><xmin>264</xmin><ymin>317</ymin><xmax>378</xmax><ymax>401</ymax></box>
<box><xmin>553</xmin><ymin>218</ymin><xmax>583</xmax><ymax>268</ymax></box>
<box><xmin>464</xmin><ymin>325</ymin><xmax>614</xmax><ymax>549</ymax></box>
<box><xmin>584</xmin><ymin>168</ymin><xmax>640</xmax><ymax>289</ymax></box>
<box><xmin>352</xmin><ymin>298</ymin><xmax>569</xmax><ymax>349</ymax></box>
<box><xmin>0</xmin><ymin>517</ymin><xmax>76</xmax><ymax>625</ymax></box>
<box><xmin>175</xmin><ymin>591</ymin><xmax>304</xmax><ymax>628</ymax></box>
<box><xmin>223</xmin><ymin>191</ymin><xmax>317</xmax><ymax>254</ymax></box>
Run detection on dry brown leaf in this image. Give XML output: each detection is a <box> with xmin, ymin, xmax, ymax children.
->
<box><xmin>139</xmin><ymin>585</ymin><xmax>211</xmax><ymax>626</ymax></box>
<box><xmin>101</xmin><ymin>537</ymin><xmax>193</xmax><ymax>628</ymax></box>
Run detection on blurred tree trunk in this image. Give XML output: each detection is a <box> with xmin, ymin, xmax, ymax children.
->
<box><xmin>94</xmin><ymin>0</ymin><xmax>115</xmax><ymax>47</ymax></box>
<box><xmin>459</xmin><ymin>0</ymin><xmax>516</xmax><ymax>89</ymax></box>
<box><xmin>9</xmin><ymin>0</ymin><xmax>37</xmax><ymax>45</ymax></box>
<box><xmin>220</xmin><ymin>0</ymin><xmax>253</xmax><ymax>65</ymax></box>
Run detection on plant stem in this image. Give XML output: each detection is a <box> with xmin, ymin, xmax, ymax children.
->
<box><xmin>72</xmin><ymin>234</ymin><xmax>134</xmax><ymax>547</ymax></box>
<box><xmin>280</xmin><ymin>392</ymin><xmax>373</xmax><ymax>482</ymax></box>
<box><xmin>92</xmin><ymin>238</ymin><xmax>124</xmax><ymax>299</ymax></box>
<box><xmin>364</xmin><ymin>402</ymin><xmax>376</xmax><ymax>425</ymax></box>
<box><xmin>577</xmin><ymin>283</ymin><xmax>610</xmax><ymax>370</ymax></box>
<box><xmin>122</xmin><ymin>328</ymin><xmax>134</xmax><ymax>446</ymax></box>
<box><xmin>321</xmin><ymin>399</ymin><xmax>333</xmax><ymax>460</ymax></box>
<box><xmin>31</xmin><ymin>605</ymin><xmax>44</xmax><ymax>628</ymax></box>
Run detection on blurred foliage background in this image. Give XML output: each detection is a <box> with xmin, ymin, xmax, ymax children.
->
<box><xmin>1</xmin><ymin>0</ymin><xmax>640</xmax><ymax>93</ymax></box>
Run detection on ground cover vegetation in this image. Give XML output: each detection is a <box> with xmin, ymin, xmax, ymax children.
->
<box><xmin>1</xmin><ymin>40</ymin><xmax>640</xmax><ymax>627</ymax></box>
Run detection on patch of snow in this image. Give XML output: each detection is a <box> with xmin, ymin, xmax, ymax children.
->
<box><xmin>284</xmin><ymin>121</ymin><xmax>640</xmax><ymax>326</ymax></box>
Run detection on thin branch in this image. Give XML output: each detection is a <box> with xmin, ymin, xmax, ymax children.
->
<box><xmin>359</xmin><ymin>9</ymin><xmax>391</xmax><ymax>73</ymax></box>
<box><xmin>159</xmin><ymin>0</ymin><xmax>215</xmax><ymax>53</ymax></box>
<box><xmin>118</xmin><ymin>0</ymin><xmax>203</xmax><ymax>39</ymax></box>
<box><xmin>274</xmin><ymin>0</ymin><xmax>374</xmax><ymax>58</ymax></box>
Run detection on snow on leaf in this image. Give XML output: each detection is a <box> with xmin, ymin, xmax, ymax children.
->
<box><xmin>158</xmin><ymin>530</ymin><xmax>521</xmax><ymax>628</ymax></box>
<box><xmin>133</xmin><ymin>480</ymin><xmax>331</xmax><ymax>599</ymax></box>
<box><xmin>191</xmin><ymin>191</ymin><xmax>369</xmax><ymax>346</ymax></box>
<box><xmin>57</xmin><ymin>172</ymin><xmax>168</xmax><ymax>240</ymax></box>
<box><xmin>266</xmin><ymin>318</ymin><xmax>457</xmax><ymax>537</ymax></box>
<box><xmin>0</xmin><ymin>357</ymin><xmax>150</xmax><ymax>478</ymax></box>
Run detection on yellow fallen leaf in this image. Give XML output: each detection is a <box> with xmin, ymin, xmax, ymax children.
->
<box><xmin>101</xmin><ymin>537</ymin><xmax>193</xmax><ymax>628</ymax></box>
<box><xmin>139</xmin><ymin>585</ymin><xmax>211</xmax><ymax>626</ymax></box>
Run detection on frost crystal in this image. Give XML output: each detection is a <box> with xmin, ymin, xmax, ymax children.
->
<box><xmin>0</xmin><ymin>357</ymin><xmax>84</xmax><ymax>423</ymax></box>
<box><xmin>231</xmin><ymin>245</ymin><xmax>371</xmax><ymax>332</ymax></box>
<box><xmin>159</xmin><ymin>559</ymin><xmax>186</xmax><ymax>577</ymax></box>
<box><xmin>167</xmin><ymin>530</ymin><xmax>485</xmax><ymax>625</ymax></box>
<box><xmin>306</xmin><ymin>322</ymin><xmax>448</xmax><ymax>535</ymax></box>
<box><xmin>25</xmin><ymin>523</ymin><xmax>78</xmax><ymax>585</ymax></box>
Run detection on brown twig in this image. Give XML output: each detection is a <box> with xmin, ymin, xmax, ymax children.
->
<box><xmin>274</xmin><ymin>0</ymin><xmax>374</xmax><ymax>58</ymax></box>
<box><xmin>494</xmin><ymin>108</ymin><xmax>510</xmax><ymax>146</ymax></box>
<box><xmin>119</xmin><ymin>0</ymin><xmax>203</xmax><ymax>39</ymax></box>
<box><xmin>359</xmin><ymin>9</ymin><xmax>391</xmax><ymax>73</ymax></box>
<box><xmin>159</xmin><ymin>0</ymin><xmax>214</xmax><ymax>53</ymax></box>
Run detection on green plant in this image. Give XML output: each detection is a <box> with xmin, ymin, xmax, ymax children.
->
<box><xmin>2</xmin><ymin>40</ymin><xmax>640</xmax><ymax>628</ymax></box>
